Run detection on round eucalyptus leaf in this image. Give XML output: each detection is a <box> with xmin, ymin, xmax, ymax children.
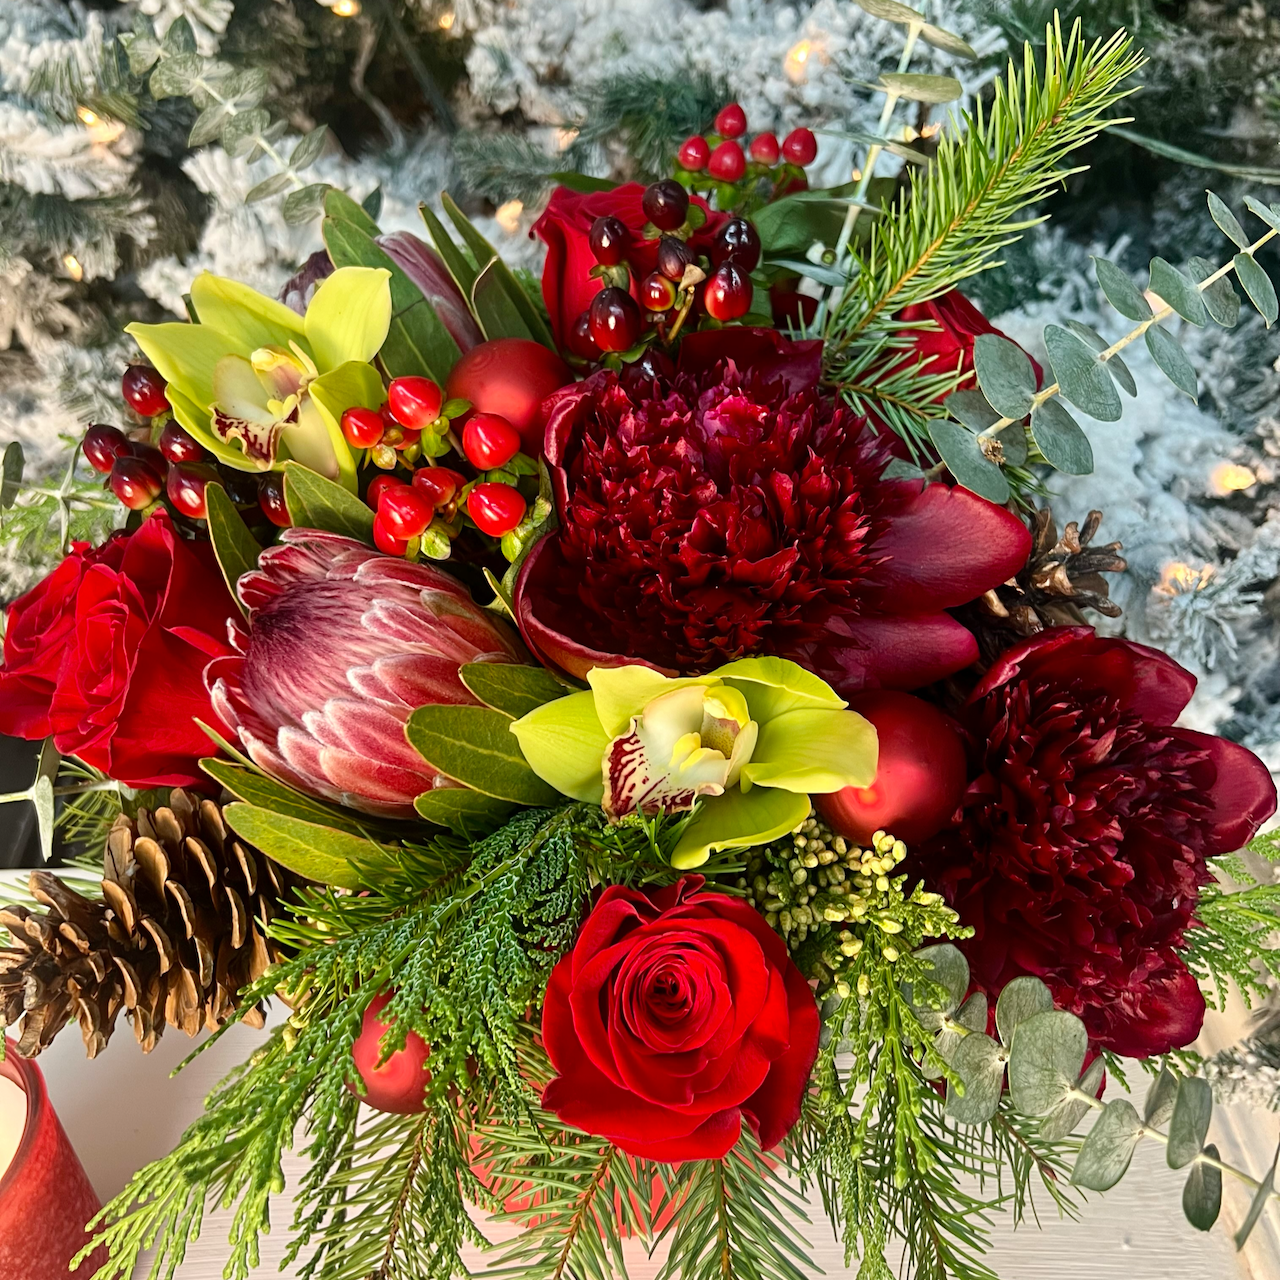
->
<box><xmin>1244</xmin><ymin>195</ymin><xmax>1280</xmax><ymax>234</ymax></box>
<box><xmin>1235</xmin><ymin>252</ymin><xmax>1278</xmax><ymax>327</ymax></box>
<box><xmin>928</xmin><ymin>420</ymin><xmax>1009</xmax><ymax>504</ymax></box>
<box><xmin>1143</xmin><ymin>1067</ymin><xmax>1179</xmax><ymax>1127</ymax></box>
<box><xmin>1207</xmin><ymin>191</ymin><xmax>1248</xmax><ymax>249</ymax></box>
<box><xmin>927</xmin><ymin>991</ymin><xmax>990</xmax><ymax>1080</ymax></box>
<box><xmin>1072</xmin><ymin>1098</ymin><xmax>1143</xmax><ymax>1191</ymax></box>
<box><xmin>1008</xmin><ymin>1009</ymin><xmax>1087</xmax><ymax>1116</ymax></box>
<box><xmin>1039</xmin><ymin>1056</ymin><xmax>1106</xmax><ymax>1141</ymax></box>
<box><xmin>1062</xmin><ymin>319</ymin><xmax>1136</xmax><ymax>395</ymax></box>
<box><xmin>973</xmin><ymin>334</ymin><xmax>1037</xmax><ymax>420</ymax></box>
<box><xmin>1235</xmin><ymin>1140</ymin><xmax>1280</xmax><ymax>1249</ymax></box>
<box><xmin>1149</xmin><ymin>257</ymin><xmax>1207</xmax><ymax>326</ymax></box>
<box><xmin>901</xmin><ymin>944</ymin><xmax>969</xmax><ymax>1029</ymax></box>
<box><xmin>1044</xmin><ymin>325</ymin><xmax>1122</xmax><ymax>422</ymax></box>
<box><xmin>1030</xmin><ymin>399</ymin><xmax>1094</xmax><ymax>475</ymax></box>
<box><xmin>1188</xmin><ymin>256</ymin><xmax>1240</xmax><ymax>329</ymax></box>
<box><xmin>946</xmin><ymin>1032</ymin><xmax>1007</xmax><ymax>1125</ymax></box>
<box><xmin>879</xmin><ymin>73</ymin><xmax>963</xmax><ymax>105</ymax></box>
<box><xmin>995</xmin><ymin>975</ymin><xmax>1052</xmax><ymax>1047</ymax></box>
<box><xmin>1145</xmin><ymin>325</ymin><xmax>1199</xmax><ymax>400</ymax></box>
<box><xmin>853</xmin><ymin>0</ymin><xmax>924</xmax><ymax>22</ymax></box>
<box><xmin>944</xmin><ymin>388</ymin><xmax>999</xmax><ymax>432</ymax></box>
<box><xmin>1167</xmin><ymin>1077</ymin><xmax>1213</xmax><ymax>1170</ymax></box>
<box><xmin>920</xmin><ymin>24</ymin><xmax>977</xmax><ymax>59</ymax></box>
<box><xmin>1092</xmin><ymin>256</ymin><xmax>1151</xmax><ymax>323</ymax></box>
<box><xmin>1182</xmin><ymin>1146</ymin><xmax>1223</xmax><ymax>1232</ymax></box>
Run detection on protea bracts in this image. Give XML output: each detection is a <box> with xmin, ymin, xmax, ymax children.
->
<box><xmin>206</xmin><ymin>529</ymin><xmax>523</xmax><ymax>817</ymax></box>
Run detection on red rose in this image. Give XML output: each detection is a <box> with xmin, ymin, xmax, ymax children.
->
<box><xmin>917</xmin><ymin>627</ymin><xmax>1277</xmax><ymax>1057</ymax></box>
<box><xmin>542</xmin><ymin>876</ymin><xmax>818</xmax><ymax>1161</ymax></box>
<box><xmin>0</xmin><ymin>512</ymin><xmax>238</xmax><ymax>788</ymax></box>
<box><xmin>532</xmin><ymin>183</ymin><xmax>727</xmax><ymax>351</ymax></box>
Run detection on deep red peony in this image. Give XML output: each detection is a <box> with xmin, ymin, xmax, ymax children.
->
<box><xmin>532</xmin><ymin>183</ymin><xmax>727</xmax><ymax>351</ymax></box>
<box><xmin>916</xmin><ymin>627</ymin><xmax>1277</xmax><ymax>1057</ymax></box>
<box><xmin>0</xmin><ymin>511</ymin><xmax>237</xmax><ymax>788</ymax></box>
<box><xmin>896</xmin><ymin>289</ymin><xmax>1042</xmax><ymax>391</ymax></box>
<box><xmin>514</xmin><ymin>327</ymin><xmax>1030</xmax><ymax>694</ymax></box>
<box><xmin>542</xmin><ymin>876</ymin><xmax>818</xmax><ymax>1161</ymax></box>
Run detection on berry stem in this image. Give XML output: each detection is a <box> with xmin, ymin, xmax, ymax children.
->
<box><xmin>665</xmin><ymin>286</ymin><xmax>700</xmax><ymax>345</ymax></box>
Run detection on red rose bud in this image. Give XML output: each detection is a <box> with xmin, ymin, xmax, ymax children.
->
<box><xmin>677</xmin><ymin>135</ymin><xmax>710</xmax><ymax>171</ymax></box>
<box><xmin>366</xmin><ymin>473</ymin><xmax>407</xmax><ymax>509</ymax></box>
<box><xmin>411</xmin><ymin>466</ymin><xmax>465</xmax><ymax>508</ymax></box>
<box><xmin>348</xmin><ymin>990</ymin><xmax>431</xmax><ymax>1114</ymax></box>
<box><xmin>341</xmin><ymin>406</ymin><xmax>386</xmax><ymax>449</ymax></box>
<box><xmin>707</xmin><ymin>139</ymin><xmax>746</xmax><ymax>182</ymax></box>
<box><xmin>386</xmin><ymin>376</ymin><xmax>444</xmax><ymax>430</ymax></box>
<box><xmin>157</xmin><ymin>419</ymin><xmax>205</xmax><ymax>464</ymax></box>
<box><xmin>372</xmin><ymin>512</ymin><xmax>411</xmax><ymax>556</ymax></box>
<box><xmin>165</xmin><ymin>462</ymin><xmax>219</xmax><ymax>520</ymax></box>
<box><xmin>462</xmin><ymin>413</ymin><xmax>521</xmax><ymax>470</ymax></box>
<box><xmin>82</xmin><ymin>424</ymin><xmax>129</xmax><ymax>473</ymax></box>
<box><xmin>121</xmin><ymin>364</ymin><xmax>169</xmax><ymax>417</ymax></box>
<box><xmin>641</xmin><ymin>179</ymin><xmax>689</xmax><ymax>232</ymax></box>
<box><xmin>588</xmin><ymin>287</ymin><xmax>642</xmax><ymax>352</ymax></box>
<box><xmin>781</xmin><ymin>127</ymin><xmax>817</xmax><ymax>166</ymax></box>
<box><xmin>714</xmin><ymin>102</ymin><xmax>748</xmax><ymax>138</ymax></box>
<box><xmin>258</xmin><ymin>472</ymin><xmax>291</xmax><ymax>527</ymax></box>
<box><xmin>712</xmin><ymin>217</ymin><xmax>761</xmax><ymax>271</ymax></box>
<box><xmin>749</xmin><ymin>132</ymin><xmax>780</xmax><ymax>165</ymax></box>
<box><xmin>704</xmin><ymin>263</ymin><xmax>753</xmax><ymax>320</ymax></box>
<box><xmin>467</xmin><ymin>482</ymin><xmax>526</xmax><ymax>536</ymax></box>
<box><xmin>588</xmin><ymin>215</ymin><xmax>630</xmax><ymax>266</ymax></box>
<box><xmin>640</xmin><ymin>272</ymin><xmax>678</xmax><ymax>312</ymax></box>
<box><xmin>109</xmin><ymin>456</ymin><xmax>163</xmax><ymax>510</ymax></box>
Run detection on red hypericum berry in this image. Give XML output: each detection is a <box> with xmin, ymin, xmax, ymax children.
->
<box><xmin>656</xmin><ymin>236</ymin><xmax>694</xmax><ymax>282</ymax></box>
<box><xmin>386</xmin><ymin>376</ymin><xmax>444</xmax><ymax>430</ymax></box>
<box><xmin>781</xmin><ymin>127</ymin><xmax>817</xmax><ymax>166</ymax></box>
<box><xmin>121</xmin><ymin>364</ymin><xmax>169</xmax><ymax>417</ymax></box>
<box><xmin>640</xmin><ymin>272</ymin><xmax>678</xmax><ymax>312</ymax></box>
<box><xmin>462</xmin><ymin>413</ymin><xmax>521</xmax><ymax>470</ymax></box>
<box><xmin>109</xmin><ymin>456</ymin><xmax>163</xmax><ymax>510</ymax></box>
<box><xmin>378</xmin><ymin>485</ymin><xmax>433</xmax><ymax>539</ymax></box>
<box><xmin>372</xmin><ymin>511</ymin><xmax>411</xmax><ymax>556</ymax></box>
<box><xmin>128</xmin><ymin>441</ymin><xmax>167</xmax><ymax>476</ymax></box>
<box><xmin>714</xmin><ymin>103</ymin><xmax>748</xmax><ymax>139</ymax></box>
<box><xmin>677</xmin><ymin>135</ymin><xmax>710</xmax><ymax>171</ymax></box>
<box><xmin>411</xmin><ymin>466</ymin><xmax>465</xmax><ymax>508</ymax></box>
<box><xmin>749</xmin><ymin>132</ymin><xmax>780</xmax><ymax>165</ymax></box>
<box><xmin>82</xmin><ymin>423</ymin><xmax>129</xmax><ymax>473</ymax></box>
<box><xmin>589</xmin><ymin>287</ymin><xmax>642</xmax><ymax>353</ymax></box>
<box><xmin>704</xmin><ymin>262</ymin><xmax>754</xmax><ymax>321</ymax></box>
<box><xmin>366</xmin><ymin>473</ymin><xmax>407</xmax><ymax>509</ymax></box>
<box><xmin>707</xmin><ymin>140</ymin><xmax>746</xmax><ymax>182</ymax></box>
<box><xmin>712</xmin><ymin>217</ymin><xmax>762</xmax><ymax>271</ymax></box>
<box><xmin>588</xmin><ymin>216</ymin><xmax>630</xmax><ymax>266</ymax></box>
<box><xmin>567</xmin><ymin>311</ymin><xmax>601</xmax><ymax>361</ymax></box>
<box><xmin>157</xmin><ymin>419</ymin><xmax>205</xmax><ymax>464</ymax></box>
<box><xmin>341</xmin><ymin>406</ymin><xmax>385</xmax><ymax>449</ymax></box>
<box><xmin>641</xmin><ymin>179</ymin><xmax>690</xmax><ymax>232</ymax></box>
<box><xmin>259</xmin><ymin>472</ymin><xmax>291</xmax><ymax>527</ymax></box>
<box><xmin>392</xmin><ymin>427</ymin><xmax>422</xmax><ymax>451</ymax></box>
<box><xmin>467</xmin><ymin>482</ymin><xmax>526</xmax><ymax>536</ymax></box>
<box><xmin>166</xmin><ymin>462</ymin><xmax>218</xmax><ymax>520</ymax></box>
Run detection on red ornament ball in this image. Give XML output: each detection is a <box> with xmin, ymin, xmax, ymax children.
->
<box><xmin>781</xmin><ymin>127</ymin><xmax>818</xmax><ymax>166</ymax></box>
<box><xmin>445</xmin><ymin>338</ymin><xmax>572</xmax><ymax>457</ymax></box>
<box><xmin>816</xmin><ymin>690</ymin><xmax>967</xmax><ymax>846</ymax></box>
<box><xmin>714</xmin><ymin>102</ymin><xmax>748</xmax><ymax>139</ymax></box>
<box><xmin>349</xmin><ymin>990</ymin><xmax>432</xmax><ymax>1114</ymax></box>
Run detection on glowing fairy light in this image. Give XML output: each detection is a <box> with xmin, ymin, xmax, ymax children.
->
<box><xmin>331</xmin><ymin>0</ymin><xmax>360</xmax><ymax>15</ymax></box>
<box><xmin>438</xmin><ymin>9</ymin><xmax>455</xmax><ymax>29</ymax></box>
<box><xmin>555</xmin><ymin>127</ymin><xmax>579</xmax><ymax>151</ymax></box>
<box><xmin>1209</xmin><ymin>461</ymin><xmax>1256</xmax><ymax>494</ymax></box>
<box><xmin>75</xmin><ymin>106</ymin><xmax>100</xmax><ymax>127</ymax></box>
<box><xmin>495</xmin><ymin>200</ymin><xmax>524</xmax><ymax>233</ymax></box>
<box><xmin>1156</xmin><ymin>561</ymin><xmax>1212</xmax><ymax>596</ymax></box>
<box><xmin>62</xmin><ymin>254</ymin><xmax>84</xmax><ymax>282</ymax></box>
<box><xmin>784</xmin><ymin>40</ymin><xmax>814</xmax><ymax>84</ymax></box>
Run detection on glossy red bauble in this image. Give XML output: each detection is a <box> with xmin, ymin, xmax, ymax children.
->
<box><xmin>82</xmin><ymin>424</ymin><xmax>129</xmax><ymax>473</ymax></box>
<box><xmin>588</xmin><ymin>215</ymin><xmax>630</xmax><ymax>266</ymax></box>
<box><xmin>588</xmin><ymin>287</ymin><xmax>642</xmax><ymax>353</ymax></box>
<box><xmin>467</xmin><ymin>482</ymin><xmax>526</xmax><ymax>536</ymax></box>
<box><xmin>714</xmin><ymin>103</ymin><xmax>748</xmax><ymax>139</ymax></box>
<box><xmin>386</xmin><ymin>376</ymin><xmax>444</xmax><ymax>430</ymax></box>
<box><xmin>703</xmin><ymin>263</ymin><xmax>754</xmax><ymax>321</ymax></box>
<box><xmin>349</xmin><ymin>991</ymin><xmax>432</xmax><ymax>1114</ymax></box>
<box><xmin>411</xmin><ymin>466</ymin><xmax>465</xmax><ymax>508</ymax></box>
<box><xmin>445</xmin><ymin>338</ymin><xmax>572</xmax><ymax>457</ymax></box>
<box><xmin>108</xmin><ymin>457</ymin><xmax>163</xmax><ymax>510</ymax></box>
<box><xmin>462</xmin><ymin>413</ymin><xmax>521</xmax><ymax>471</ymax></box>
<box><xmin>340</xmin><ymin>406</ymin><xmax>386</xmax><ymax>449</ymax></box>
<box><xmin>707</xmin><ymin>140</ymin><xmax>746</xmax><ymax>182</ymax></box>
<box><xmin>677</xmin><ymin>136</ymin><xmax>710</xmax><ymax>171</ymax></box>
<box><xmin>781</xmin><ymin>127</ymin><xmax>818</xmax><ymax>166</ymax></box>
<box><xmin>749</xmin><ymin>132</ymin><xmax>780</xmax><ymax>165</ymax></box>
<box><xmin>258</xmin><ymin>472</ymin><xmax>292</xmax><ymax>527</ymax></box>
<box><xmin>121</xmin><ymin>364</ymin><xmax>169</xmax><ymax>417</ymax></box>
<box><xmin>378</xmin><ymin>485</ymin><xmax>433</xmax><ymax>538</ymax></box>
<box><xmin>816</xmin><ymin>690</ymin><xmax>967</xmax><ymax>846</ymax></box>
<box><xmin>372</xmin><ymin>511</ymin><xmax>412</xmax><ymax>555</ymax></box>
<box><xmin>641</xmin><ymin>179</ymin><xmax>690</xmax><ymax>232</ymax></box>
<box><xmin>157</xmin><ymin>419</ymin><xmax>205</xmax><ymax>464</ymax></box>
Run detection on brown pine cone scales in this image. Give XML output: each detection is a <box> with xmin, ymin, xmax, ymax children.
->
<box><xmin>0</xmin><ymin>789</ymin><xmax>296</xmax><ymax>1059</ymax></box>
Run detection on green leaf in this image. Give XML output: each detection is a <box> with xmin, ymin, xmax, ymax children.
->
<box><xmin>1244</xmin><ymin>196</ymin><xmax>1280</xmax><ymax>234</ymax></box>
<box><xmin>1040</xmin><ymin>1057</ymin><xmax>1105</xmax><ymax>1141</ymax></box>
<box><xmin>405</xmin><ymin>705</ymin><xmax>560</xmax><ymax>805</ymax></box>
<box><xmin>202</xmin><ymin>759</ymin><xmax>376</xmax><ymax>838</ymax></box>
<box><xmin>1</xmin><ymin>441</ymin><xmax>24</xmax><ymax>510</ymax></box>
<box><xmin>124</xmin><ymin>35</ymin><xmax>162</xmax><ymax>76</ymax></box>
<box><xmin>1183</xmin><ymin>1146</ymin><xmax>1223</xmax><ymax>1232</ymax></box>
<box><xmin>853</xmin><ymin>0</ymin><xmax>924</xmax><ymax>21</ymax></box>
<box><xmin>282</xmin><ymin>183</ymin><xmax>330</xmax><ymax>227</ymax></box>
<box><xmin>419</xmin><ymin>202</ymin><xmax>479</xmax><ymax>298</ymax></box>
<box><xmin>282</xmin><ymin>461</ymin><xmax>374</xmax><ymax>541</ymax></box>
<box><xmin>546</xmin><ymin>171</ymin><xmax>616</xmax><ymax>194</ymax></box>
<box><xmin>305</xmin><ymin>266</ymin><xmax>392</xmax><ymax>370</ymax></box>
<box><xmin>973</xmin><ymin>333</ymin><xmax>1036</xmax><ymax>419</ymax></box>
<box><xmin>1044</xmin><ymin>325</ymin><xmax>1121</xmax><ymax>422</ymax></box>
<box><xmin>920</xmin><ymin>24</ymin><xmax>977</xmax><ymax>59</ymax></box>
<box><xmin>901</xmin><ymin>943</ymin><xmax>969</xmax><ymax>1030</ymax></box>
<box><xmin>413</xmin><ymin>788</ymin><xmax>514</xmax><ymax>837</ymax></box>
<box><xmin>1072</xmin><ymin>1099</ymin><xmax>1142</xmax><ymax>1191</ymax></box>
<box><xmin>162</xmin><ymin>16</ymin><xmax>197</xmax><ymax>54</ymax></box>
<box><xmin>1093</xmin><ymin>256</ymin><xmax>1152</xmax><ymax>322</ymax></box>
<box><xmin>1008</xmin><ymin>1009</ymin><xmax>1087</xmax><ymax>1116</ymax></box>
<box><xmin>221</xmin><ymin>108</ymin><xmax>271</xmax><ymax>159</ymax></box>
<box><xmin>878</xmin><ymin>73</ymin><xmax>963</xmax><ymax>105</ymax></box>
<box><xmin>1236</xmin><ymin>1140</ymin><xmax>1280</xmax><ymax>1249</ymax></box>
<box><xmin>754</xmin><ymin>195</ymin><xmax>862</xmax><ymax>258</ymax></box>
<box><xmin>32</xmin><ymin>737</ymin><xmax>58</xmax><ymax>864</ymax></box>
<box><xmin>246</xmin><ymin>172</ymin><xmax>294</xmax><ymax>204</ymax></box>
<box><xmin>325</xmin><ymin>187</ymin><xmax>380</xmax><ymax>235</ymax></box>
<box><xmin>994</xmin><ymin>975</ymin><xmax>1053</xmax><ymax>1046</ymax></box>
<box><xmin>1167</xmin><ymin>1077</ymin><xmax>1213</xmax><ymax>1169</ymax></box>
<box><xmin>1063</xmin><ymin>318</ymin><xmax>1136</xmax><ymax>395</ymax></box>
<box><xmin>460</xmin><ymin>663</ymin><xmax>569</xmax><ymax>718</ymax></box>
<box><xmin>1188</xmin><ymin>256</ymin><xmax>1240</xmax><ymax>328</ymax></box>
<box><xmin>204</xmin><ymin>483</ymin><xmax>260</xmax><ymax>615</ymax></box>
<box><xmin>927</xmin><ymin>992</ymin><xmax>987</xmax><ymax>1079</ymax></box>
<box><xmin>189</xmin><ymin>104</ymin><xmax>230</xmax><ymax>147</ymax></box>
<box><xmin>1234</xmin><ymin>252</ymin><xmax>1278</xmax><ymax>327</ymax></box>
<box><xmin>1030</xmin><ymin>399</ymin><xmax>1093</xmax><ymax>475</ymax></box>
<box><xmin>1207</xmin><ymin>191</ymin><xmax>1249</xmax><ymax>249</ymax></box>
<box><xmin>149</xmin><ymin>53</ymin><xmax>202</xmax><ymax>99</ymax></box>
<box><xmin>471</xmin><ymin>257</ymin><xmax>537</xmax><ymax>342</ymax></box>
<box><xmin>928</xmin><ymin>420</ymin><xmax>1009</xmax><ymax>503</ymax></box>
<box><xmin>945</xmin><ymin>1032</ymin><xmax>1006</xmax><ymax>1125</ymax></box>
<box><xmin>289</xmin><ymin>126</ymin><xmax>329</xmax><ymax>172</ymax></box>
<box><xmin>943</xmin><ymin>389</ymin><xmax>998</xmax><ymax>431</ymax></box>
<box><xmin>1144</xmin><ymin>1067</ymin><xmax>1180</xmax><ymax>1127</ymax></box>
<box><xmin>1150</xmin><ymin>257</ymin><xmax>1207</xmax><ymax>326</ymax></box>
<box><xmin>222</xmin><ymin>803</ymin><xmax>394</xmax><ymax>889</ymax></box>
<box><xmin>1145</xmin><ymin>325</ymin><xmax>1199</xmax><ymax>400</ymax></box>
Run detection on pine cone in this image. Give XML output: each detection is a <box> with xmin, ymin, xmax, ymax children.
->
<box><xmin>0</xmin><ymin>790</ymin><xmax>296</xmax><ymax>1058</ymax></box>
<box><xmin>961</xmin><ymin>509</ymin><xmax>1127</xmax><ymax>663</ymax></box>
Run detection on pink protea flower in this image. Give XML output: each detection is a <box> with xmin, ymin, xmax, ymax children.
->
<box><xmin>205</xmin><ymin>528</ymin><xmax>523</xmax><ymax>817</ymax></box>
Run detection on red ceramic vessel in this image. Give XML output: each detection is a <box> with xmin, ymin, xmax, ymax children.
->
<box><xmin>0</xmin><ymin>1042</ymin><xmax>106</xmax><ymax>1278</ymax></box>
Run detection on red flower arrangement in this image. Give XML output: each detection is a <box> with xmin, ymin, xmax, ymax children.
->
<box><xmin>916</xmin><ymin>628</ymin><xmax>1277</xmax><ymax>1056</ymax></box>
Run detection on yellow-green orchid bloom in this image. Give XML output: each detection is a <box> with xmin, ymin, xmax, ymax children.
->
<box><xmin>125</xmin><ymin>267</ymin><xmax>392</xmax><ymax>492</ymax></box>
<box><xmin>510</xmin><ymin>657</ymin><xmax>878</xmax><ymax>868</ymax></box>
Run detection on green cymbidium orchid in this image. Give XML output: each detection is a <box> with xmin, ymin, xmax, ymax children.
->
<box><xmin>126</xmin><ymin>267</ymin><xmax>393</xmax><ymax>492</ymax></box>
<box><xmin>510</xmin><ymin>657</ymin><xmax>878</xmax><ymax>868</ymax></box>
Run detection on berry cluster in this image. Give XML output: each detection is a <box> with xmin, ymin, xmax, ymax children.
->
<box><xmin>677</xmin><ymin>102</ymin><xmax>817</xmax><ymax>193</ymax></box>
<box><xmin>339</xmin><ymin>375</ymin><xmax>464</xmax><ymax>470</ymax></box>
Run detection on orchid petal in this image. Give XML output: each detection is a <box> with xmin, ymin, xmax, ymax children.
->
<box><xmin>280</xmin><ymin>400</ymin><xmax>343</xmax><ymax>482</ymax></box>
<box><xmin>587</xmin><ymin>665</ymin><xmax>718</xmax><ymax>737</ymax></box>
<box><xmin>212</xmin><ymin>354</ymin><xmax>284</xmax><ymax>468</ymax></box>
<box><xmin>510</xmin><ymin>691</ymin><xmax>610</xmax><ymax>803</ymax></box>
<box><xmin>717</xmin><ymin>656</ymin><xmax>847</xmax><ymax>721</ymax></box>
<box><xmin>740</xmin><ymin>708</ymin><xmax>877</xmax><ymax>795</ymax></box>
<box><xmin>125</xmin><ymin>320</ymin><xmax>249</xmax><ymax>411</ymax></box>
<box><xmin>165</xmin><ymin>383</ymin><xmax>254</xmax><ymax>469</ymax></box>
<box><xmin>305</xmin><ymin>267</ymin><xmax>392</xmax><ymax>371</ymax></box>
<box><xmin>190</xmin><ymin>272</ymin><xmax>309</xmax><ymax>355</ymax></box>
<box><xmin>671</xmin><ymin>786</ymin><xmax>811</xmax><ymax>870</ymax></box>
<box><xmin>309</xmin><ymin>361</ymin><xmax>386</xmax><ymax>492</ymax></box>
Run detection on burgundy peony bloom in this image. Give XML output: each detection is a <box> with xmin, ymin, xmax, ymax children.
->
<box><xmin>916</xmin><ymin>627</ymin><xmax>1277</xmax><ymax>1056</ymax></box>
<box><xmin>514</xmin><ymin>328</ymin><xmax>1031</xmax><ymax>694</ymax></box>
<box><xmin>206</xmin><ymin>529</ymin><xmax>523</xmax><ymax>818</ymax></box>
<box><xmin>542</xmin><ymin>876</ymin><xmax>818</xmax><ymax>1161</ymax></box>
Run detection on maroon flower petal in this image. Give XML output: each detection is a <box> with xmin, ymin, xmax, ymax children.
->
<box><xmin>1170</xmin><ymin>729</ymin><xmax>1277</xmax><ymax>855</ymax></box>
